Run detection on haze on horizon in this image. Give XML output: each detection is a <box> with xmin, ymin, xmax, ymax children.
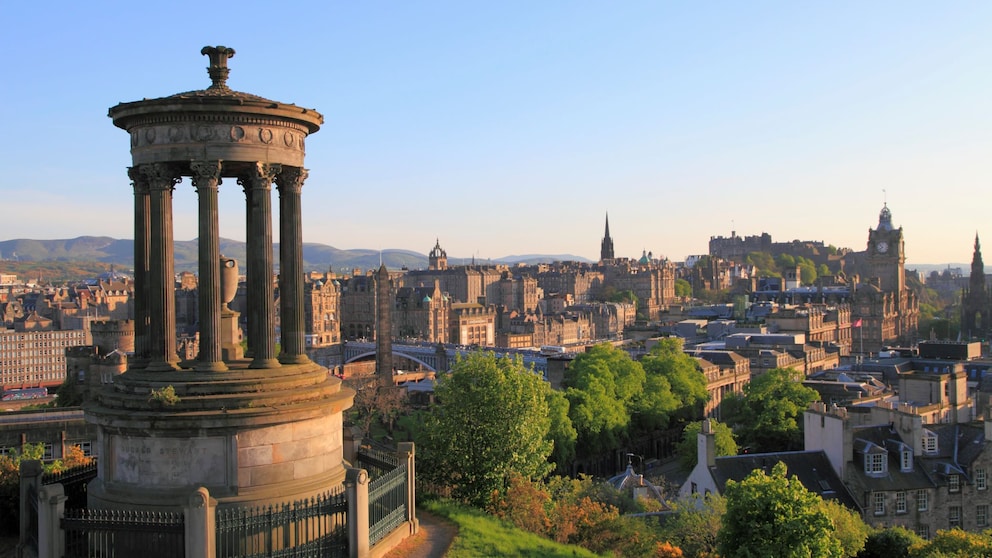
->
<box><xmin>1</xmin><ymin>2</ymin><xmax>988</xmax><ymax>266</ymax></box>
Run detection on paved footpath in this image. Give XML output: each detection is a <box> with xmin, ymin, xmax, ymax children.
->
<box><xmin>382</xmin><ymin>510</ymin><xmax>458</xmax><ymax>558</ymax></box>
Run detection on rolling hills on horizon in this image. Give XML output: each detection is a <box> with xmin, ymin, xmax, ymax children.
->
<box><xmin>0</xmin><ymin>236</ymin><xmax>591</xmax><ymax>273</ymax></box>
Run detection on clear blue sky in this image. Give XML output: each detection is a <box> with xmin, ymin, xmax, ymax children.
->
<box><xmin>2</xmin><ymin>2</ymin><xmax>989</xmax><ymax>265</ymax></box>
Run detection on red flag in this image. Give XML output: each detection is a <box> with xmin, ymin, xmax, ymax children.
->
<box><xmin>853</xmin><ymin>319</ymin><xmax>863</xmax><ymax>328</ymax></box>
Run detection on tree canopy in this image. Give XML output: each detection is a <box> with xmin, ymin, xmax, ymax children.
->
<box><xmin>417</xmin><ymin>351</ymin><xmax>554</xmax><ymax>506</ymax></box>
<box><xmin>723</xmin><ymin>367</ymin><xmax>820</xmax><ymax>453</ymax></box>
<box><xmin>718</xmin><ymin>461</ymin><xmax>843</xmax><ymax>558</ymax></box>
<box><xmin>641</xmin><ymin>338</ymin><xmax>709</xmax><ymax>422</ymax></box>
<box><xmin>564</xmin><ymin>344</ymin><xmax>646</xmax><ymax>454</ymax></box>
<box><xmin>907</xmin><ymin>528</ymin><xmax>992</xmax><ymax>558</ymax></box>
<box><xmin>660</xmin><ymin>493</ymin><xmax>725</xmax><ymax>558</ymax></box>
<box><xmin>857</xmin><ymin>526</ymin><xmax>921</xmax><ymax>558</ymax></box>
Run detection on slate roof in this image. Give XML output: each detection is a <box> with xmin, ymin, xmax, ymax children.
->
<box><xmin>919</xmin><ymin>422</ymin><xmax>987</xmax><ymax>486</ymax></box>
<box><xmin>709</xmin><ymin>450</ymin><xmax>860</xmax><ymax>511</ymax></box>
<box><xmin>845</xmin><ymin>425</ymin><xmax>934</xmax><ymax>496</ymax></box>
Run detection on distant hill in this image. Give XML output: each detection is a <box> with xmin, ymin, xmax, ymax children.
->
<box><xmin>0</xmin><ymin>237</ymin><xmax>591</xmax><ymax>273</ymax></box>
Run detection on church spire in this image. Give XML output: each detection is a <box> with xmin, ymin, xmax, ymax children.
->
<box><xmin>971</xmin><ymin>233</ymin><xmax>985</xmax><ymax>289</ymax></box>
<box><xmin>600</xmin><ymin>213</ymin><xmax>615</xmax><ymax>263</ymax></box>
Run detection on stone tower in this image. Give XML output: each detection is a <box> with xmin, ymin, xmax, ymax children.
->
<box><xmin>88</xmin><ymin>46</ymin><xmax>354</xmax><ymax>512</ymax></box>
<box><xmin>428</xmin><ymin>239</ymin><xmax>448</xmax><ymax>271</ymax></box>
<box><xmin>962</xmin><ymin>234</ymin><xmax>992</xmax><ymax>338</ymax></box>
<box><xmin>600</xmin><ymin>213</ymin><xmax>615</xmax><ymax>263</ymax></box>
<box><xmin>375</xmin><ymin>263</ymin><xmax>394</xmax><ymax>380</ymax></box>
<box><xmin>866</xmin><ymin>203</ymin><xmax>906</xmax><ymax>294</ymax></box>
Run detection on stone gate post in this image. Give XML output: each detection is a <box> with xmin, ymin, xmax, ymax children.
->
<box><xmin>346</xmin><ymin>467</ymin><xmax>370</xmax><ymax>558</ymax></box>
<box><xmin>36</xmin><ymin>484</ymin><xmax>66</xmax><ymax>558</ymax></box>
<box><xmin>185</xmin><ymin>487</ymin><xmax>216</xmax><ymax>558</ymax></box>
<box><xmin>397</xmin><ymin>443</ymin><xmax>419</xmax><ymax>535</ymax></box>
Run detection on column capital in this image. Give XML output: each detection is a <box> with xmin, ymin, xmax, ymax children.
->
<box><xmin>275</xmin><ymin>166</ymin><xmax>308</xmax><ymax>195</ymax></box>
<box><xmin>139</xmin><ymin>163</ymin><xmax>182</xmax><ymax>191</ymax></box>
<box><xmin>238</xmin><ymin>162</ymin><xmax>281</xmax><ymax>192</ymax></box>
<box><xmin>127</xmin><ymin>167</ymin><xmax>150</xmax><ymax>194</ymax></box>
<box><xmin>190</xmin><ymin>160</ymin><xmax>223</xmax><ymax>191</ymax></box>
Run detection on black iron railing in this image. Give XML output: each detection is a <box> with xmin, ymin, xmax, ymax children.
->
<box><xmin>215</xmin><ymin>487</ymin><xmax>348</xmax><ymax>558</ymax></box>
<box><xmin>62</xmin><ymin>508</ymin><xmax>185</xmax><ymax>558</ymax></box>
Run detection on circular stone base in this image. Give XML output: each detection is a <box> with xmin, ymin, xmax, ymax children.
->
<box><xmin>84</xmin><ymin>360</ymin><xmax>355</xmax><ymax>510</ymax></box>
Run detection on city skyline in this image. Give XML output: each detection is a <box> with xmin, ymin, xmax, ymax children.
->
<box><xmin>2</xmin><ymin>2</ymin><xmax>989</xmax><ymax>265</ymax></box>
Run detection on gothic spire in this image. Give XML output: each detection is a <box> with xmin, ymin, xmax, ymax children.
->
<box><xmin>600</xmin><ymin>212</ymin><xmax>615</xmax><ymax>262</ymax></box>
<box><xmin>972</xmin><ymin>233</ymin><xmax>985</xmax><ymax>285</ymax></box>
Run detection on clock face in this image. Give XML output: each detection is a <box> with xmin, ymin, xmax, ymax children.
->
<box><xmin>876</xmin><ymin>241</ymin><xmax>888</xmax><ymax>254</ymax></box>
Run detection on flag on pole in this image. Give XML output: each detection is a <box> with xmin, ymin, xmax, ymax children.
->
<box><xmin>853</xmin><ymin>318</ymin><xmax>863</xmax><ymax>328</ymax></box>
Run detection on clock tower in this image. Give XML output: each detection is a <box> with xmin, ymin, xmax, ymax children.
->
<box><xmin>866</xmin><ymin>203</ymin><xmax>905</xmax><ymax>294</ymax></box>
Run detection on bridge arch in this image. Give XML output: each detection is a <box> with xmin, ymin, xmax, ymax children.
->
<box><xmin>343</xmin><ymin>350</ymin><xmax>437</xmax><ymax>373</ymax></box>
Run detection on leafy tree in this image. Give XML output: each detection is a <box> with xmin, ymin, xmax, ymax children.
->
<box><xmin>564</xmin><ymin>344</ymin><xmax>646</xmax><ymax>454</ymax></box>
<box><xmin>488</xmin><ymin>473</ymin><xmax>552</xmax><ymax>536</ymax></box>
<box><xmin>418</xmin><ymin>351</ymin><xmax>553</xmax><ymax>506</ymax></box>
<box><xmin>908</xmin><ymin>528</ymin><xmax>992</xmax><ymax>557</ymax></box>
<box><xmin>746</xmin><ymin>251</ymin><xmax>778</xmax><ymax>277</ymax></box>
<box><xmin>857</xmin><ymin>526</ymin><xmax>921</xmax><ymax>558</ymax></box>
<box><xmin>675</xmin><ymin>279</ymin><xmax>692</xmax><ymax>299</ymax></box>
<box><xmin>347</xmin><ymin>374</ymin><xmax>407</xmax><ymax>439</ymax></box>
<box><xmin>547</xmin><ymin>389</ymin><xmax>577</xmax><ymax>471</ymax></box>
<box><xmin>718</xmin><ymin>461</ymin><xmax>843</xmax><ymax>558</ymax></box>
<box><xmin>677</xmin><ymin>420</ymin><xmax>737</xmax><ymax>471</ymax></box>
<box><xmin>723</xmin><ymin>367</ymin><xmax>820</xmax><ymax>452</ymax></box>
<box><xmin>819</xmin><ymin>498</ymin><xmax>869</xmax><ymax>557</ymax></box>
<box><xmin>608</xmin><ymin>288</ymin><xmax>639</xmax><ymax>308</ymax></box>
<box><xmin>655</xmin><ymin>542</ymin><xmax>685</xmax><ymax>558</ymax></box>
<box><xmin>0</xmin><ymin>443</ymin><xmax>93</xmax><ymax>535</ymax></box>
<box><xmin>660</xmin><ymin>493</ymin><xmax>726</xmax><ymax>558</ymax></box>
<box><xmin>799</xmin><ymin>258</ymin><xmax>818</xmax><ymax>285</ymax></box>
<box><xmin>776</xmin><ymin>253</ymin><xmax>797</xmax><ymax>270</ymax></box>
<box><xmin>818</xmin><ymin>263</ymin><xmax>831</xmax><ymax>278</ymax></box>
<box><xmin>641</xmin><ymin>338</ymin><xmax>709</xmax><ymax>422</ymax></box>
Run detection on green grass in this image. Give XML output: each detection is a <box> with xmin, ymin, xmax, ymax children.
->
<box><xmin>423</xmin><ymin>499</ymin><xmax>603</xmax><ymax>558</ymax></box>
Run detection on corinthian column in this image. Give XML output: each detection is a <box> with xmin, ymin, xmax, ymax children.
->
<box><xmin>276</xmin><ymin>167</ymin><xmax>309</xmax><ymax>364</ymax></box>
<box><xmin>191</xmin><ymin>160</ymin><xmax>227</xmax><ymax>371</ymax></box>
<box><xmin>140</xmin><ymin>163</ymin><xmax>181</xmax><ymax>371</ymax></box>
<box><xmin>128</xmin><ymin>167</ymin><xmax>150</xmax><ymax>368</ymax></box>
<box><xmin>239</xmin><ymin>163</ymin><xmax>281</xmax><ymax>369</ymax></box>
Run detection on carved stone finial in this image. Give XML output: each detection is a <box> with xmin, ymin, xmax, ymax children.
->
<box><xmin>201</xmin><ymin>46</ymin><xmax>236</xmax><ymax>89</ymax></box>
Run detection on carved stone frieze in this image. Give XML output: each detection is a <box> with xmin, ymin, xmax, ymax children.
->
<box><xmin>128</xmin><ymin>122</ymin><xmax>306</xmax><ymax>151</ymax></box>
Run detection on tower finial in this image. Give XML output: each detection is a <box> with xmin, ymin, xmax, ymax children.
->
<box><xmin>201</xmin><ymin>46</ymin><xmax>236</xmax><ymax>89</ymax></box>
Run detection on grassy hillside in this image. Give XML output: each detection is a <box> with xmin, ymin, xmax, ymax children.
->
<box><xmin>423</xmin><ymin>500</ymin><xmax>602</xmax><ymax>558</ymax></box>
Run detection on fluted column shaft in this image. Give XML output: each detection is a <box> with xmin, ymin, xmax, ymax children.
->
<box><xmin>128</xmin><ymin>168</ymin><xmax>150</xmax><ymax>368</ymax></box>
<box><xmin>276</xmin><ymin>167</ymin><xmax>309</xmax><ymax>364</ymax></box>
<box><xmin>141</xmin><ymin>163</ymin><xmax>181</xmax><ymax>371</ymax></box>
<box><xmin>191</xmin><ymin>160</ymin><xmax>227</xmax><ymax>371</ymax></box>
<box><xmin>239</xmin><ymin>163</ymin><xmax>281</xmax><ymax>369</ymax></box>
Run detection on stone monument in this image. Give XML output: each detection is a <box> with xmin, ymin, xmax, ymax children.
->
<box><xmin>86</xmin><ymin>46</ymin><xmax>354</xmax><ymax>511</ymax></box>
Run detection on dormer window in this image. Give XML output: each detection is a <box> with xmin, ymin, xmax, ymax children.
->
<box><xmin>901</xmin><ymin>448</ymin><xmax>913</xmax><ymax>472</ymax></box>
<box><xmin>865</xmin><ymin>452</ymin><xmax>887</xmax><ymax>476</ymax></box>
<box><xmin>949</xmin><ymin>474</ymin><xmax>960</xmax><ymax>493</ymax></box>
<box><xmin>922</xmin><ymin>430</ymin><xmax>938</xmax><ymax>455</ymax></box>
